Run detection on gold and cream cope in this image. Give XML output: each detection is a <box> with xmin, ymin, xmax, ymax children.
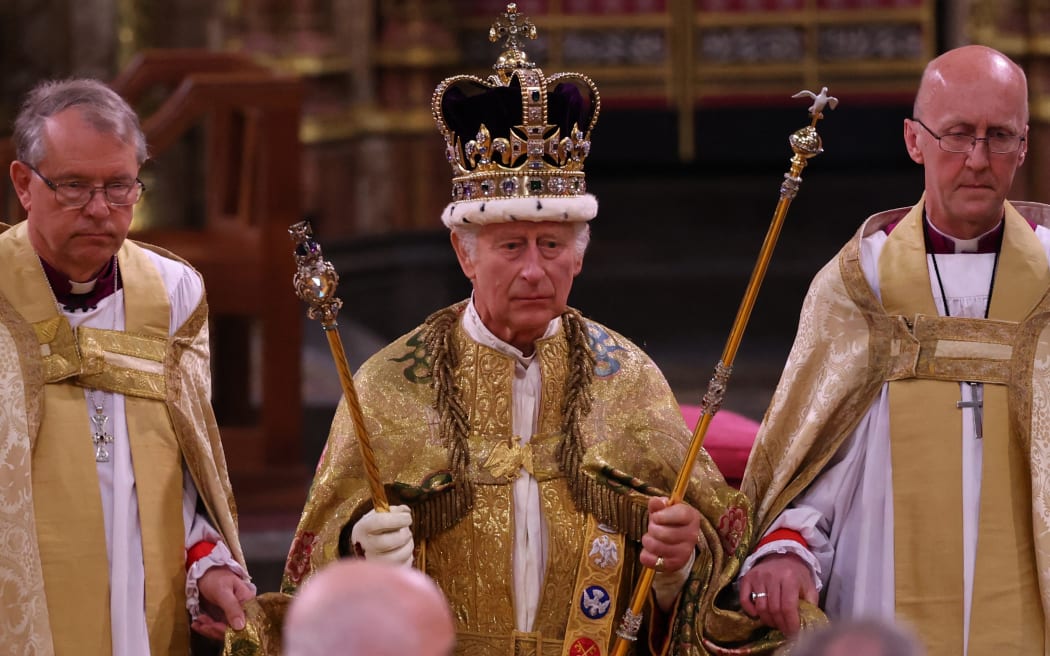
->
<box><xmin>0</xmin><ymin>221</ymin><xmax>248</xmax><ymax>654</ymax></box>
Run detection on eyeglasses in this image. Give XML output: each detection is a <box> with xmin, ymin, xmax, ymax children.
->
<box><xmin>911</xmin><ymin>118</ymin><xmax>1025</xmax><ymax>154</ymax></box>
<box><xmin>24</xmin><ymin>162</ymin><xmax>145</xmax><ymax>207</ymax></box>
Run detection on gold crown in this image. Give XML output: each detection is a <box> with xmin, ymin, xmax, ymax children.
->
<box><xmin>432</xmin><ymin>3</ymin><xmax>601</xmax><ymax>227</ymax></box>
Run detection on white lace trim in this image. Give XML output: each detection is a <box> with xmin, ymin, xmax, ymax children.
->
<box><xmin>184</xmin><ymin>541</ymin><xmax>255</xmax><ymax>619</ymax></box>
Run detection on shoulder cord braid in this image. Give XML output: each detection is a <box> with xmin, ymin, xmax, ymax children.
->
<box><xmin>416</xmin><ymin>302</ymin><xmax>473</xmax><ymax>539</ymax></box>
<box><xmin>560</xmin><ymin>310</ymin><xmax>648</xmax><ymax>541</ymax></box>
<box><xmin>415</xmin><ymin>304</ymin><xmax>647</xmax><ymax>541</ymax></box>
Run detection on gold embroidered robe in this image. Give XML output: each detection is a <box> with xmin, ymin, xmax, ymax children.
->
<box><xmin>279</xmin><ymin>305</ymin><xmax>750</xmax><ymax>655</ymax></box>
<box><xmin>0</xmin><ymin>221</ymin><xmax>246</xmax><ymax>654</ymax></box>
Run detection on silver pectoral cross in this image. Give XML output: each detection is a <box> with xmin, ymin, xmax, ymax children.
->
<box><xmin>956</xmin><ymin>381</ymin><xmax>983</xmax><ymax>440</ymax></box>
<box><xmin>91</xmin><ymin>401</ymin><xmax>114</xmax><ymax>462</ymax></box>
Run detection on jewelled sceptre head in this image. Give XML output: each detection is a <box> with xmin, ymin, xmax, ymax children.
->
<box><xmin>611</xmin><ymin>89</ymin><xmax>837</xmax><ymax>655</ymax></box>
<box><xmin>288</xmin><ymin>220</ymin><xmax>390</xmax><ymax>512</ymax></box>
<box><xmin>289</xmin><ymin>221</ymin><xmax>342</xmax><ymax>328</ymax></box>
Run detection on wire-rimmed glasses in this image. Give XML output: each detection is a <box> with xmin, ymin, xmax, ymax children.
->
<box><xmin>910</xmin><ymin>118</ymin><xmax>1025</xmax><ymax>155</ymax></box>
<box><xmin>24</xmin><ymin>162</ymin><xmax>145</xmax><ymax>207</ymax></box>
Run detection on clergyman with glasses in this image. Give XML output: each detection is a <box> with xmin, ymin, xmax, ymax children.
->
<box><xmin>733</xmin><ymin>45</ymin><xmax>1050</xmax><ymax>654</ymax></box>
<box><xmin>0</xmin><ymin>78</ymin><xmax>255</xmax><ymax>653</ymax></box>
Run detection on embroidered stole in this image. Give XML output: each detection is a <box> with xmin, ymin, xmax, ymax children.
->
<box><xmin>0</xmin><ymin>222</ymin><xmax>188</xmax><ymax>655</ymax></box>
<box><xmin>879</xmin><ymin>202</ymin><xmax>1047</xmax><ymax>653</ymax></box>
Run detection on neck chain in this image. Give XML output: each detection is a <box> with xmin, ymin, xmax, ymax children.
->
<box><xmin>924</xmin><ymin>218</ymin><xmax>1002</xmax><ymax>318</ymax></box>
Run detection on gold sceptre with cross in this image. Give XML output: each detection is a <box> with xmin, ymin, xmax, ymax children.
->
<box><xmin>611</xmin><ymin>88</ymin><xmax>837</xmax><ymax>654</ymax></box>
<box><xmin>289</xmin><ymin>221</ymin><xmax>389</xmax><ymax>513</ymax></box>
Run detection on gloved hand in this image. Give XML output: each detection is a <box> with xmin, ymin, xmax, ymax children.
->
<box><xmin>350</xmin><ymin>505</ymin><xmax>414</xmax><ymax>567</ymax></box>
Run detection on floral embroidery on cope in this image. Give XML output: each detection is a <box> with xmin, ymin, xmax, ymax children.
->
<box><xmin>586</xmin><ymin>322</ymin><xmax>625</xmax><ymax>378</ymax></box>
<box><xmin>717</xmin><ymin>506</ymin><xmax>747</xmax><ymax>554</ymax></box>
<box><xmin>285</xmin><ymin>531</ymin><xmax>317</xmax><ymax>585</ymax></box>
<box><xmin>390</xmin><ymin>330</ymin><xmax>432</xmax><ymax>383</ymax></box>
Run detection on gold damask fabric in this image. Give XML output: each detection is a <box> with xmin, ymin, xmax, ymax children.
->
<box><xmin>225</xmin><ymin>594</ymin><xmax>292</xmax><ymax>656</ymax></box>
<box><xmin>268</xmin><ymin>305</ymin><xmax>750</xmax><ymax>655</ymax></box>
<box><xmin>0</xmin><ymin>276</ymin><xmax>53</xmax><ymax>654</ymax></box>
<box><xmin>0</xmin><ymin>221</ymin><xmax>246</xmax><ymax>653</ymax></box>
<box><xmin>738</xmin><ymin>199</ymin><xmax>1050</xmax><ymax>651</ymax></box>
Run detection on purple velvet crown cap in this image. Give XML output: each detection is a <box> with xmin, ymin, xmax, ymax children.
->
<box><xmin>440</xmin><ymin>75</ymin><xmax>597</xmax><ymax>168</ymax></box>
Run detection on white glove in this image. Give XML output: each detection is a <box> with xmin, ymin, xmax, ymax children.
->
<box><xmin>350</xmin><ymin>505</ymin><xmax>414</xmax><ymax>567</ymax></box>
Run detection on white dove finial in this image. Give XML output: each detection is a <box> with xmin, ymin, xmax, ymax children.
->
<box><xmin>792</xmin><ymin>86</ymin><xmax>838</xmax><ymax>117</ymax></box>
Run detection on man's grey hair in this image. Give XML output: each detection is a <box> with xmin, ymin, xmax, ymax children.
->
<box><xmin>452</xmin><ymin>221</ymin><xmax>591</xmax><ymax>262</ymax></box>
<box><xmin>12</xmin><ymin>78</ymin><xmax>148</xmax><ymax>167</ymax></box>
<box><xmin>790</xmin><ymin>618</ymin><xmax>925</xmax><ymax>656</ymax></box>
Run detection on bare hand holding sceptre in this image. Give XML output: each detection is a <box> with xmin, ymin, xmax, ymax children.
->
<box><xmin>611</xmin><ymin>88</ymin><xmax>837</xmax><ymax>654</ymax></box>
<box><xmin>289</xmin><ymin>221</ymin><xmax>389</xmax><ymax>512</ymax></box>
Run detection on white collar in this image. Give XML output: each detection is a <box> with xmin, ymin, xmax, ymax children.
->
<box><xmin>462</xmin><ymin>297</ymin><xmax>561</xmax><ymax>366</ymax></box>
<box><xmin>69</xmin><ymin>277</ymin><xmax>98</xmax><ymax>294</ymax></box>
<box><xmin>927</xmin><ymin>217</ymin><xmax>1003</xmax><ymax>254</ymax></box>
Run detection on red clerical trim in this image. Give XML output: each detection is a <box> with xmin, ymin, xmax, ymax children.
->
<box><xmin>756</xmin><ymin>528</ymin><xmax>808</xmax><ymax>550</ymax></box>
<box><xmin>186</xmin><ymin>541</ymin><xmax>216</xmax><ymax>569</ymax></box>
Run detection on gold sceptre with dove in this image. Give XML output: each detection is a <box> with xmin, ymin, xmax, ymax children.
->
<box><xmin>289</xmin><ymin>221</ymin><xmax>389</xmax><ymax>513</ymax></box>
<box><xmin>611</xmin><ymin>88</ymin><xmax>837</xmax><ymax>654</ymax></box>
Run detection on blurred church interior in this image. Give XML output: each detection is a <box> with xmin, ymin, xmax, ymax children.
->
<box><xmin>2</xmin><ymin>0</ymin><xmax>1046</xmax><ymax>591</ymax></box>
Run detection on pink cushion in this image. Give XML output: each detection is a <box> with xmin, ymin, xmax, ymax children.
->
<box><xmin>679</xmin><ymin>404</ymin><xmax>759</xmax><ymax>487</ymax></box>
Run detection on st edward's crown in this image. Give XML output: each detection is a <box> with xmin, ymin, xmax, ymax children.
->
<box><xmin>432</xmin><ymin>3</ymin><xmax>601</xmax><ymax>227</ymax></box>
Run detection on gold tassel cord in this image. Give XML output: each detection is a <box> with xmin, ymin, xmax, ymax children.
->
<box><xmin>610</xmin><ymin>88</ymin><xmax>838</xmax><ymax>654</ymax></box>
<box><xmin>288</xmin><ymin>222</ymin><xmax>389</xmax><ymax>513</ymax></box>
<box><xmin>421</xmin><ymin>303</ymin><xmax>474</xmax><ymax>532</ymax></box>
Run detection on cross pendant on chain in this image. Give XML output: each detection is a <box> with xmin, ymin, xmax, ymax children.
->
<box><xmin>91</xmin><ymin>402</ymin><xmax>114</xmax><ymax>462</ymax></box>
<box><xmin>956</xmin><ymin>381</ymin><xmax>983</xmax><ymax>440</ymax></box>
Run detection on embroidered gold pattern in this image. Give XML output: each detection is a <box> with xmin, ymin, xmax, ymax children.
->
<box><xmin>426</xmin><ymin>482</ymin><xmax>516</xmax><ymax>634</ymax></box>
<box><xmin>285</xmin><ymin>300</ymin><xmax>753</xmax><ymax>653</ymax></box>
<box><xmin>562</xmin><ymin>517</ymin><xmax>626</xmax><ymax>655</ymax></box>
<box><xmin>484</xmin><ymin>435</ymin><xmax>535</xmax><ymax>479</ymax></box>
<box><xmin>536</xmin><ymin>479</ymin><xmax>586</xmax><ymax>636</ymax></box>
<box><xmin>35</xmin><ymin>317</ymin><xmax>80</xmax><ymax>383</ymax></box>
<box><xmin>881</xmin><ymin>315</ymin><xmax>1019</xmax><ymax>385</ymax></box>
<box><xmin>30</xmin><ymin>319</ymin><xmax>169</xmax><ymax>401</ymax></box>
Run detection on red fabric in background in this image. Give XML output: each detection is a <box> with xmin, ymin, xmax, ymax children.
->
<box><xmin>679</xmin><ymin>405</ymin><xmax>758</xmax><ymax>488</ymax></box>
